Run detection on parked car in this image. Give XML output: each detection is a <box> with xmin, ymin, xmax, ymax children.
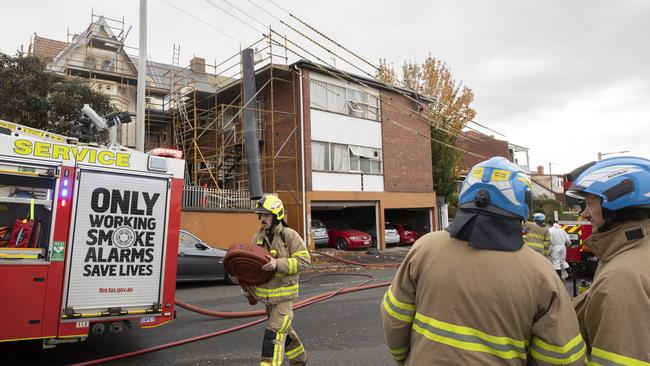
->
<box><xmin>177</xmin><ymin>230</ymin><xmax>235</xmax><ymax>284</ymax></box>
<box><xmin>354</xmin><ymin>222</ymin><xmax>378</xmax><ymax>245</ymax></box>
<box><xmin>355</xmin><ymin>222</ymin><xmax>401</xmax><ymax>246</ymax></box>
<box><xmin>396</xmin><ymin>223</ymin><xmax>418</xmax><ymax>245</ymax></box>
<box><xmin>384</xmin><ymin>223</ymin><xmax>401</xmax><ymax>246</ymax></box>
<box><xmin>325</xmin><ymin>221</ymin><xmax>372</xmax><ymax>250</ymax></box>
<box><xmin>310</xmin><ymin>219</ymin><xmax>329</xmax><ymax>247</ymax></box>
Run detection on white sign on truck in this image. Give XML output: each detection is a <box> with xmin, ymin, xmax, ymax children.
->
<box><xmin>64</xmin><ymin>169</ymin><xmax>169</xmax><ymax>314</ymax></box>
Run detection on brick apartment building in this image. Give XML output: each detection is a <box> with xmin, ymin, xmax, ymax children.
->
<box><xmin>26</xmin><ymin>16</ymin><xmax>436</xmax><ymax>250</ymax></box>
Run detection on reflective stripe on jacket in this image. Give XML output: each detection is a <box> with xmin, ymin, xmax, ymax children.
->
<box><xmin>524</xmin><ymin>222</ymin><xmax>551</xmax><ymax>256</ymax></box>
<box><xmin>253</xmin><ymin>224</ymin><xmax>311</xmax><ymax>305</ymax></box>
<box><xmin>381</xmin><ymin>230</ymin><xmax>585</xmax><ymax>365</ymax></box>
<box><xmin>573</xmin><ymin>219</ymin><xmax>650</xmax><ymax>365</ymax></box>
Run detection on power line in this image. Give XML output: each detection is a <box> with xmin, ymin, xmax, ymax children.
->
<box><xmin>159</xmin><ymin>0</ymin><xmax>243</xmax><ymax>45</ymax></box>
<box><xmin>245</xmin><ymin>0</ymin><xmax>482</xmax><ymax>141</ymax></box>
<box><xmin>176</xmin><ymin>3</ymin><xmax>483</xmax><ymax>154</ymax></box>
<box><xmin>204</xmin><ymin>0</ymin><xmax>267</xmax><ymax>35</ymax></box>
<box><xmin>262</xmin><ymin>0</ymin><xmax>503</xmax><ymax>137</ymax></box>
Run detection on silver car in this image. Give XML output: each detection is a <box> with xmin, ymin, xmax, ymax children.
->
<box><xmin>385</xmin><ymin>223</ymin><xmax>401</xmax><ymax>245</ymax></box>
<box><xmin>311</xmin><ymin>219</ymin><xmax>329</xmax><ymax>246</ymax></box>
<box><xmin>177</xmin><ymin>230</ymin><xmax>234</xmax><ymax>284</ymax></box>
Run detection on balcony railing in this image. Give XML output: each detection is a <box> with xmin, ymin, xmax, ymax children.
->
<box><xmin>182</xmin><ymin>186</ymin><xmax>272</xmax><ymax>210</ymax></box>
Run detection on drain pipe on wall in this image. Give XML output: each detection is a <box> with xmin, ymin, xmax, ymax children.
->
<box><xmin>298</xmin><ymin>66</ymin><xmax>308</xmax><ymax>244</ymax></box>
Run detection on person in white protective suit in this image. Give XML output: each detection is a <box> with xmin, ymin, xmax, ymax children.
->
<box><xmin>548</xmin><ymin>220</ymin><xmax>572</xmax><ymax>278</ymax></box>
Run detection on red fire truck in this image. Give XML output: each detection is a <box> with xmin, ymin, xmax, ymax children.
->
<box><xmin>559</xmin><ymin>220</ymin><xmax>597</xmax><ymax>274</ymax></box>
<box><xmin>0</xmin><ymin>120</ymin><xmax>184</xmax><ymax>347</ymax></box>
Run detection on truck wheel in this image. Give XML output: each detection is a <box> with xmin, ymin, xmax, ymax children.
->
<box><xmin>336</xmin><ymin>238</ymin><xmax>349</xmax><ymax>251</ymax></box>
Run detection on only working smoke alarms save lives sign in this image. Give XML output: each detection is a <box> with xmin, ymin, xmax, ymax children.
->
<box><xmin>65</xmin><ymin>170</ymin><xmax>169</xmax><ymax>311</ymax></box>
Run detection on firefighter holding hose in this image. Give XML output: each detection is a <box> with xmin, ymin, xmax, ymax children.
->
<box><xmin>247</xmin><ymin>195</ymin><xmax>311</xmax><ymax>366</ymax></box>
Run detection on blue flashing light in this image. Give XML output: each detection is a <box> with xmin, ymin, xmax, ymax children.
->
<box><xmin>63</xmin><ymin>179</ymin><xmax>69</xmax><ymax>187</ymax></box>
<box><xmin>62</xmin><ymin>188</ymin><xmax>69</xmax><ymax>198</ymax></box>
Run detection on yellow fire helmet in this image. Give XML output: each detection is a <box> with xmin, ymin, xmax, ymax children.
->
<box><xmin>254</xmin><ymin>195</ymin><xmax>285</xmax><ymax>221</ymax></box>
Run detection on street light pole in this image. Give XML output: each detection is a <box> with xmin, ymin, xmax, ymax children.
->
<box><xmin>597</xmin><ymin>150</ymin><xmax>630</xmax><ymax>160</ymax></box>
<box><xmin>136</xmin><ymin>0</ymin><xmax>147</xmax><ymax>152</ymax></box>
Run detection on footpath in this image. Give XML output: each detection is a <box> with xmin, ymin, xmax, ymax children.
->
<box><xmin>307</xmin><ymin>246</ymin><xmax>410</xmax><ymax>272</ymax></box>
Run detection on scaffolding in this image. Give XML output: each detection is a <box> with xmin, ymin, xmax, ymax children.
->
<box><xmin>30</xmin><ymin>12</ymin><xmax>174</xmax><ymax>151</ymax></box>
<box><xmin>29</xmin><ymin>15</ymin><xmax>302</xmax><ymax>211</ymax></box>
<box><xmin>167</xmin><ymin>30</ymin><xmax>300</xmax><ymax>204</ymax></box>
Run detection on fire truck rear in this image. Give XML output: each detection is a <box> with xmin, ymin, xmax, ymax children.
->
<box><xmin>0</xmin><ymin>120</ymin><xmax>184</xmax><ymax>347</ymax></box>
<box><xmin>559</xmin><ymin>220</ymin><xmax>597</xmax><ymax>274</ymax></box>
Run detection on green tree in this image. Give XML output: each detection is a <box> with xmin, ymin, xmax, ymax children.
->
<box><xmin>377</xmin><ymin>55</ymin><xmax>476</xmax><ymax>201</ymax></box>
<box><xmin>531</xmin><ymin>195</ymin><xmax>579</xmax><ymax>222</ymax></box>
<box><xmin>0</xmin><ymin>53</ymin><xmax>112</xmax><ymax>141</ymax></box>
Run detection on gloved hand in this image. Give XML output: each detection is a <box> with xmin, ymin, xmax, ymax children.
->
<box><xmin>241</xmin><ymin>285</ymin><xmax>258</xmax><ymax>305</ymax></box>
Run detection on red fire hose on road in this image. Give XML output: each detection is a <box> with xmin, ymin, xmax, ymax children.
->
<box><xmin>70</xmin><ymin>251</ymin><xmax>398</xmax><ymax>366</ymax></box>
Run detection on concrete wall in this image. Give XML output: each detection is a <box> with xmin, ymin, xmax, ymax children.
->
<box><xmin>180</xmin><ymin>210</ymin><xmax>259</xmax><ymax>250</ymax></box>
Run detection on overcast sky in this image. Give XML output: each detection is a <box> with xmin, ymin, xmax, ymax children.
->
<box><xmin>2</xmin><ymin>0</ymin><xmax>649</xmax><ymax>174</ymax></box>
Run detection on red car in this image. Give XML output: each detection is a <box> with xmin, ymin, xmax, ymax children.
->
<box><xmin>396</xmin><ymin>223</ymin><xmax>418</xmax><ymax>245</ymax></box>
<box><xmin>325</xmin><ymin>221</ymin><xmax>372</xmax><ymax>250</ymax></box>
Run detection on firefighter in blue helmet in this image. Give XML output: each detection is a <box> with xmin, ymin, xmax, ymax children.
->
<box><xmin>250</xmin><ymin>195</ymin><xmax>310</xmax><ymax>366</ymax></box>
<box><xmin>381</xmin><ymin>157</ymin><xmax>585</xmax><ymax>365</ymax></box>
<box><xmin>566</xmin><ymin>157</ymin><xmax>650</xmax><ymax>364</ymax></box>
<box><xmin>524</xmin><ymin>212</ymin><xmax>551</xmax><ymax>257</ymax></box>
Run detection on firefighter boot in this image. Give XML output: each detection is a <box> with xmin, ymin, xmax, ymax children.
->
<box><xmin>260</xmin><ymin>302</ymin><xmax>293</xmax><ymax>365</ymax></box>
<box><xmin>285</xmin><ymin>328</ymin><xmax>308</xmax><ymax>365</ymax></box>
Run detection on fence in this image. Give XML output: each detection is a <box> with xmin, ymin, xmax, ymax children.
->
<box><xmin>182</xmin><ymin>186</ymin><xmax>271</xmax><ymax>210</ymax></box>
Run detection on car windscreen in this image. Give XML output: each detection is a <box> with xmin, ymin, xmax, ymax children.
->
<box><xmin>311</xmin><ymin>221</ymin><xmax>326</xmax><ymax>229</ymax></box>
<box><xmin>328</xmin><ymin>222</ymin><xmax>352</xmax><ymax>230</ymax></box>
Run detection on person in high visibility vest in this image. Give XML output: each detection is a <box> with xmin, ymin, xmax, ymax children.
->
<box><xmin>566</xmin><ymin>157</ymin><xmax>650</xmax><ymax>364</ymax></box>
<box><xmin>381</xmin><ymin>157</ymin><xmax>585</xmax><ymax>365</ymax></box>
<box><xmin>523</xmin><ymin>212</ymin><xmax>551</xmax><ymax>257</ymax></box>
<box><xmin>250</xmin><ymin>195</ymin><xmax>310</xmax><ymax>366</ymax></box>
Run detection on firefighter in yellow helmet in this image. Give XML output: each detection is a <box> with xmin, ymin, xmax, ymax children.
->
<box><xmin>250</xmin><ymin>195</ymin><xmax>310</xmax><ymax>366</ymax></box>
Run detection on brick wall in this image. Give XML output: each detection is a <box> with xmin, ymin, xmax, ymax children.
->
<box><xmin>381</xmin><ymin>92</ymin><xmax>434</xmax><ymax>192</ymax></box>
<box><xmin>457</xmin><ymin>130</ymin><xmax>510</xmax><ymax>172</ymax></box>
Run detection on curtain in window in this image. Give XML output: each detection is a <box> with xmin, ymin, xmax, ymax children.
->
<box><xmin>310</xmin><ymin>80</ymin><xmax>328</xmax><ymax>109</ymax></box>
<box><xmin>331</xmin><ymin>143</ymin><xmax>349</xmax><ymax>172</ymax></box>
<box><xmin>312</xmin><ymin>141</ymin><xmax>327</xmax><ymax>171</ymax></box>
<box><xmin>328</xmin><ymin>84</ymin><xmax>347</xmax><ymax>113</ymax></box>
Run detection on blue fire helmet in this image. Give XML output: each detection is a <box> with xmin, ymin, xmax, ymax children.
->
<box><xmin>533</xmin><ymin>212</ymin><xmax>546</xmax><ymax>222</ymax></box>
<box><xmin>565</xmin><ymin>156</ymin><xmax>650</xmax><ymax>212</ymax></box>
<box><xmin>459</xmin><ymin>157</ymin><xmax>533</xmax><ymax>220</ymax></box>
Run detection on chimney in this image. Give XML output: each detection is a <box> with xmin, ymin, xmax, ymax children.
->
<box><xmin>537</xmin><ymin>165</ymin><xmax>544</xmax><ymax>175</ymax></box>
<box><xmin>190</xmin><ymin>56</ymin><xmax>205</xmax><ymax>73</ymax></box>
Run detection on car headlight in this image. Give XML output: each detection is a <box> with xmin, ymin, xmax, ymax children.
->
<box><xmin>350</xmin><ymin>236</ymin><xmax>365</xmax><ymax>240</ymax></box>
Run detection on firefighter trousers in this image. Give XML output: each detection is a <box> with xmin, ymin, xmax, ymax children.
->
<box><xmin>260</xmin><ymin>301</ymin><xmax>307</xmax><ymax>366</ymax></box>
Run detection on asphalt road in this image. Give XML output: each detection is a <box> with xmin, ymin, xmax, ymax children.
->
<box><xmin>2</xmin><ymin>269</ymin><xmax>397</xmax><ymax>366</ymax></box>
<box><xmin>2</xmin><ymin>266</ymin><xmax>587</xmax><ymax>366</ymax></box>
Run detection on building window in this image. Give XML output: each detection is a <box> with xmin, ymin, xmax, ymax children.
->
<box><xmin>349</xmin><ymin>145</ymin><xmax>382</xmax><ymax>174</ymax></box>
<box><xmin>312</xmin><ymin>141</ymin><xmax>382</xmax><ymax>174</ymax></box>
<box><xmin>102</xmin><ymin>59</ymin><xmax>114</xmax><ymax>72</ymax></box>
<box><xmin>330</xmin><ymin>143</ymin><xmax>349</xmax><ymax>172</ymax></box>
<box><xmin>311</xmin><ymin>141</ymin><xmax>329</xmax><ymax>171</ymax></box>
<box><xmin>309</xmin><ymin>79</ymin><xmax>380</xmax><ymax>121</ymax></box>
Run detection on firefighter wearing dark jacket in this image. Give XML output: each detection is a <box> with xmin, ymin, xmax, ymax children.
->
<box><xmin>381</xmin><ymin>157</ymin><xmax>585</xmax><ymax>366</ymax></box>
<box><xmin>566</xmin><ymin>157</ymin><xmax>650</xmax><ymax>365</ymax></box>
<box><xmin>251</xmin><ymin>195</ymin><xmax>310</xmax><ymax>366</ymax></box>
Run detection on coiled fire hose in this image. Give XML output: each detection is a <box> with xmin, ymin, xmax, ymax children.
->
<box><xmin>71</xmin><ymin>251</ymin><xmax>398</xmax><ymax>366</ymax></box>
